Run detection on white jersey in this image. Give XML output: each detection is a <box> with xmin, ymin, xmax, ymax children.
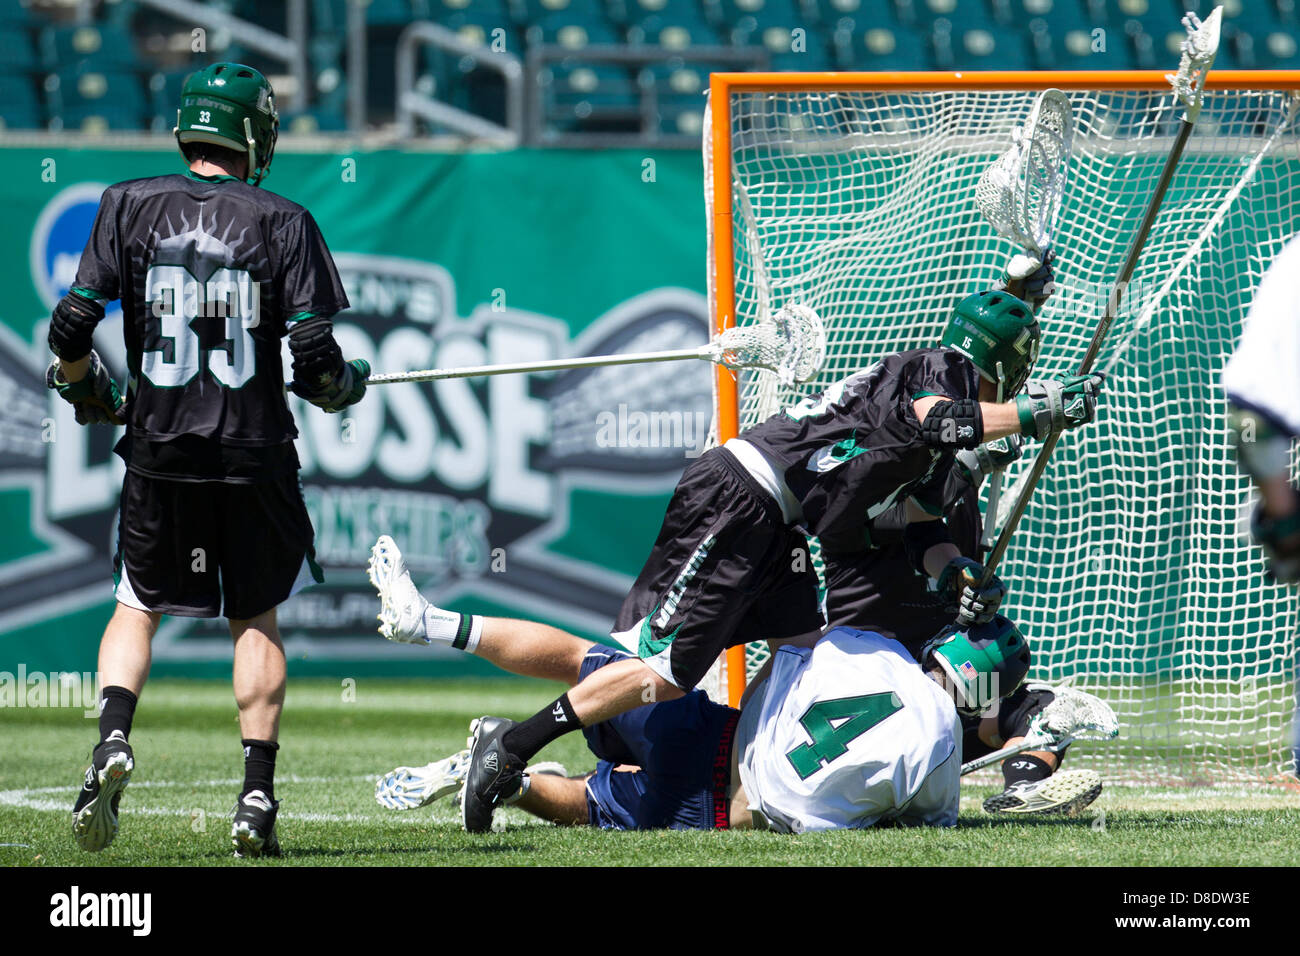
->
<box><xmin>1222</xmin><ymin>233</ymin><xmax>1300</xmax><ymax>436</ymax></box>
<box><xmin>736</xmin><ymin>628</ymin><xmax>961</xmax><ymax>833</ymax></box>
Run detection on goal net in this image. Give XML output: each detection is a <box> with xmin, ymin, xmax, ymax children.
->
<box><xmin>704</xmin><ymin>72</ymin><xmax>1300</xmax><ymax>785</ymax></box>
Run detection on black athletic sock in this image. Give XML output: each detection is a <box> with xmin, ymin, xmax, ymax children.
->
<box><xmin>1002</xmin><ymin>753</ymin><xmax>1053</xmax><ymax>787</ymax></box>
<box><xmin>98</xmin><ymin>686</ymin><xmax>138</xmax><ymax>743</ymax></box>
<box><xmin>241</xmin><ymin>739</ymin><xmax>279</xmax><ymax>801</ymax></box>
<box><xmin>502</xmin><ymin>694</ymin><xmax>581</xmax><ymax>763</ymax></box>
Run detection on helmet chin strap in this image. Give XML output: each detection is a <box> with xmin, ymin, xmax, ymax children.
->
<box><xmin>243</xmin><ymin>117</ymin><xmax>263</xmax><ymax>186</ymax></box>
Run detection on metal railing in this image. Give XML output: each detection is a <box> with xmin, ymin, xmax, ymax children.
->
<box><xmin>128</xmin><ymin>0</ymin><xmax>310</xmax><ymax>112</ymax></box>
<box><xmin>394</xmin><ymin>21</ymin><xmax>525</xmax><ymax>147</ymax></box>
<box><xmin>524</xmin><ymin>45</ymin><xmax>768</xmax><ymax>148</ymax></box>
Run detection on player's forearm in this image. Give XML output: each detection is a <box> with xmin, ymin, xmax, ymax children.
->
<box><xmin>59</xmin><ymin>355</ymin><xmax>91</xmax><ymax>384</ymax></box>
<box><xmin>923</xmin><ymin>542</ymin><xmax>962</xmax><ymax>579</ymax></box>
<box><xmin>979</xmin><ymin>401</ymin><xmax>1022</xmax><ymax>441</ymax></box>
<box><xmin>1260</xmin><ymin>475</ymin><xmax>1298</xmax><ymax>520</ymax></box>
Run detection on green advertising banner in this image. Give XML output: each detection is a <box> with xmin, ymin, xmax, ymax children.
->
<box><xmin>0</xmin><ymin>146</ymin><xmax>709</xmax><ymax>676</ymax></box>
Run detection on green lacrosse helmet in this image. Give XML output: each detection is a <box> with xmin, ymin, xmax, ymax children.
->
<box><xmin>923</xmin><ymin>614</ymin><xmax>1031</xmax><ymax>717</ymax></box>
<box><xmin>174</xmin><ymin>62</ymin><xmax>278</xmax><ymax>186</ymax></box>
<box><xmin>941</xmin><ymin>290</ymin><xmax>1040</xmax><ymax>400</ymax></box>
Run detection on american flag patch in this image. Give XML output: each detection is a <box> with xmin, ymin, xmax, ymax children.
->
<box><xmin>959</xmin><ymin>660</ymin><xmax>978</xmax><ymax>681</ymax></box>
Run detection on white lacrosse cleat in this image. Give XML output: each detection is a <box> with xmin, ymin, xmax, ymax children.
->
<box><xmin>367</xmin><ymin>535</ymin><xmax>432</xmax><ymax>644</ymax></box>
<box><xmin>983</xmin><ymin>768</ymin><xmax>1103</xmax><ymax>815</ymax></box>
<box><xmin>376</xmin><ymin>750</ymin><xmax>472</xmax><ymax>810</ymax></box>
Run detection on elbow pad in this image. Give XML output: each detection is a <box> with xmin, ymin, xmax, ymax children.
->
<box><xmin>288</xmin><ymin>316</ymin><xmax>345</xmax><ymax>393</ymax></box>
<box><xmin>48</xmin><ymin>290</ymin><xmax>106</xmax><ymax>360</ymax></box>
<box><xmin>920</xmin><ymin>398</ymin><xmax>983</xmax><ymax>449</ymax></box>
<box><xmin>903</xmin><ymin>518</ymin><xmax>954</xmax><ymax>575</ymax></box>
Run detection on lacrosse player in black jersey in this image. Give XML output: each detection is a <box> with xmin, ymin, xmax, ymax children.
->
<box><xmin>821</xmin><ymin>256</ymin><xmax>1107</xmax><ymax>817</ymax></box>
<box><xmin>377</xmin><ymin>252</ymin><xmax>1105</xmax><ymax>829</ymax></box>
<box><xmin>51</xmin><ymin>64</ymin><xmax>368</xmax><ymax>857</ymax></box>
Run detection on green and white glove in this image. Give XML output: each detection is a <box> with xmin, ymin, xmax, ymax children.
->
<box><xmin>955</xmin><ymin>434</ymin><xmax>1023</xmax><ymax>486</ymax></box>
<box><xmin>1016</xmin><ymin>373</ymin><xmax>1105</xmax><ymax>440</ymax></box>
<box><xmin>45</xmin><ymin>350</ymin><xmax>127</xmax><ymax>426</ymax></box>
<box><xmin>294</xmin><ymin>358</ymin><xmax>370</xmax><ymax>414</ymax></box>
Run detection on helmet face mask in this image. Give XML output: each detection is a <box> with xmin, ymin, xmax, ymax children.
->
<box><xmin>922</xmin><ymin>615</ymin><xmax>1031</xmax><ymax>717</ymax></box>
<box><xmin>174</xmin><ymin>63</ymin><xmax>279</xmax><ymax>186</ymax></box>
<box><xmin>941</xmin><ymin>290</ymin><xmax>1041</xmax><ymax>401</ymax></box>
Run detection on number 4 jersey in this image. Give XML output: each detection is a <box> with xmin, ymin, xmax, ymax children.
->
<box><xmin>72</xmin><ymin>172</ymin><xmax>349</xmax><ymax>468</ymax></box>
<box><xmin>736</xmin><ymin>627</ymin><xmax>962</xmax><ymax>832</ymax></box>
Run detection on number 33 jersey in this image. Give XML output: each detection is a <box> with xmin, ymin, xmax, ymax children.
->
<box><xmin>736</xmin><ymin>628</ymin><xmax>962</xmax><ymax>832</ymax></box>
<box><xmin>72</xmin><ymin>173</ymin><xmax>350</xmax><ymax>447</ymax></box>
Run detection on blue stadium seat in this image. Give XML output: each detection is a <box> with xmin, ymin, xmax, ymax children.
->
<box><xmin>0</xmin><ymin>26</ymin><xmax>39</xmax><ymax>71</ymax></box>
<box><xmin>639</xmin><ymin>61</ymin><xmax>710</xmax><ymax>136</ymax></box>
<box><xmin>629</xmin><ymin>14</ymin><xmax>724</xmax><ymax>47</ymax></box>
<box><xmin>424</xmin><ymin>0</ymin><xmax>514</xmax><ymax>28</ymax></box>
<box><xmin>539</xmin><ymin>61</ymin><xmax>640</xmax><ymax>132</ymax></box>
<box><xmin>949</xmin><ymin>21</ymin><xmax>1031</xmax><ymax>68</ymax></box>
<box><xmin>714</xmin><ymin>0</ymin><xmax>804</xmax><ymax>30</ymax></box>
<box><xmin>526</xmin><ymin>1</ymin><xmax>627</xmax><ymax>47</ymax></box>
<box><xmin>1261</xmin><ymin>27</ymin><xmax>1300</xmax><ymax>67</ymax></box>
<box><xmin>836</xmin><ymin>23</ymin><xmax>928</xmax><ymax>69</ymax></box>
<box><xmin>806</xmin><ymin>0</ymin><xmax>871</xmax><ymax>32</ymax></box>
<box><xmin>0</xmin><ymin>75</ymin><xmax>43</xmax><ymax>129</ymax></box>
<box><xmin>39</xmin><ymin>23</ymin><xmax>140</xmax><ymax>71</ymax></box>
<box><xmin>738</xmin><ymin>22</ymin><xmax>834</xmax><ymax>70</ymax></box>
<box><xmin>49</xmin><ymin>69</ymin><xmax>149</xmax><ymax>131</ymax></box>
<box><xmin>147</xmin><ymin>69</ymin><xmax>190</xmax><ymax>130</ymax></box>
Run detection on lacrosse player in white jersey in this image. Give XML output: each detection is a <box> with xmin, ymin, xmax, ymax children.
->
<box><xmin>367</xmin><ymin>535</ymin><xmax>1031</xmax><ymax>831</ymax></box>
<box><xmin>1224</xmin><ymin>232</ymin><xmax>1300</xmax><ymax>775</ymax></box>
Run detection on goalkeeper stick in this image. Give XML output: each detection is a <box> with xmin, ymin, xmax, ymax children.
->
<box><xmin>974</xmin><ymin>88</ymin><xmax>1074</xmax><ymax>552</ymax></box>
<box><xmin>362</xmin><ymin>304</ymin><xmax>826</xmax><ymax>387</ymax></box>
<box><xmin>979</xmin><ymin>6</ymin><xmax>1223</xmax><ymax>584</ymax></box>
<box><xmin>960</xmin><ymin>684</ymin><xmax>1119</xmax><ymax>775</ymax></box>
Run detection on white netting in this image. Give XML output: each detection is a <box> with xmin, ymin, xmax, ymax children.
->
<box><xmin>710</xmin><ymin>82</ymin><xmax>1300</xmax><ymax>785</ymax></box>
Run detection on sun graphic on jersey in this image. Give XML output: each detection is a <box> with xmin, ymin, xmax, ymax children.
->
<box><xmin>135</xmin><ymin>206</ymin><xmax>269</xmax><ymax>281</ymax></box>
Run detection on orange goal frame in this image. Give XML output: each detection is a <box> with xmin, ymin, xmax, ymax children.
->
<box><xmin>709</xmin><ymin>70</ymin><xmax>1300</xmax><ymax>707</ymax></box>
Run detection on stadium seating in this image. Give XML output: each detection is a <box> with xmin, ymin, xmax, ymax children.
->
<box><xmin>0</xmin><ymin>0</ymin><xmax>1294</xmax><ymax>135</ymax></box>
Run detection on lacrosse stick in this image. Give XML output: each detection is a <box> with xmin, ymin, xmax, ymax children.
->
<box><xmin>973</xmin><ymin>88</ymin><xmax>1073</xmax><ymax>552</ymax></box>
<box><xmin>979</xmin><ymin>6</ymin><xmax>1222</xmax><ymax>584</ymax></box>
<box><xmin>362</xmin><ymin>304</ymin><xmax>827</xmax><ymax>388</ymax></box>
<box><xmin>960</xmin><ymin>684</ymin><xmax>1119</xmax><ymax>775</ymax></box>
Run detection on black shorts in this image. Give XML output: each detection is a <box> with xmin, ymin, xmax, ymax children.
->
<box><xmin>113</xmin><ymin>469</ymin><xmax>321</xmax><ymax>619</ymax></box>
<box><xmin>611</xmin><ymin>447</ymin><xmax>822</xmax><ymax>690</ymax></box>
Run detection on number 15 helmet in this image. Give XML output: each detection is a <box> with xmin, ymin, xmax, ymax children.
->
<box><xmin>174</xmin><ymin>63</ymin><xmax>279</xmax><ymax>186</ymax></box>
<box><xmin>941</xmin><ymin>290</ymin><xmax>1040</xmax><ymax>401</ymax></box>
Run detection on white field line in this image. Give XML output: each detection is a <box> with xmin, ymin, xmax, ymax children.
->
<box><xmin>0</xmin><ymin>773</ymin><xmax>449</xmax><ymax>824</ymax></box>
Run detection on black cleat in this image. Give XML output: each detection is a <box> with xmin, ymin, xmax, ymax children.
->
<box><xmin>461</xmin><ymin>717</ymin><xmax>526</xmax><ymax>833</ymax></box>
<box><xmin>231</xmin><ymin>789</ymin><xmax>281</xmax><ymax>858</ymax></box>
<box><xmin>72</xmin><ymin>730</ymin><xmax>134</xmax><ymax>852</ymax></box>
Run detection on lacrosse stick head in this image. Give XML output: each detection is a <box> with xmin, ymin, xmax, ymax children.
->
<box><xmin>975</xmin><ymin>88</ymin><xmax>1073</xmax><ymax>256</ymax></box>
<box><xmin>1027</xmin><ymin>686</ymin><xmax>1120</xmax><ymax>751</ymax></box>
<box><xmin>715</xmin><ymin>303</ymin><xmax>827</xmax><ymax>386</ymax></box>
<box><xmin>1167</xmin><ymin>6</ymin><xmax>1222</xmax><ymax>122</ymax></box>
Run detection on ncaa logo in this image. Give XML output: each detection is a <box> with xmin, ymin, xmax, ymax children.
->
<box><xmin>29</xmin><ymin>182</ymin><xmax>121</xmax><ymax>323</ymax></box>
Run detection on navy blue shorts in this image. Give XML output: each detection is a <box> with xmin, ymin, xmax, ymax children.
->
<box><xmin>580</xmin><ymin>646</ymin><xmax>740</xmax><ymax>831</ymax></box>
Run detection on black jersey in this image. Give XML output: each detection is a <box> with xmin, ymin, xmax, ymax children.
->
<box><xmin>822</xmin><ymin>467</ymin><xmax>982</xmax><ymax>659</ymax></box>
<box><xmin>741</xmin><ymin>348</ymin><xmax>980</xmax><ymax>553</ymax></box>
<box><xmin>72</xmin><ymin>172</ymin><xmax>349</xmax><ymax>473</ymax></box>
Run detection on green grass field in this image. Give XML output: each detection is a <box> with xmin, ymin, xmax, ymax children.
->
<box><xmin>2</xmin><ymin>678</ymin><xmax>1297</xmax><ymax>867</ymax></box>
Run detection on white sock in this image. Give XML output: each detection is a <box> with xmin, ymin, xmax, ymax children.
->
<box><xmin>421</xmin><ymin>605</ymin><xmax>482</xmax><ymax>653</ymax></box>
